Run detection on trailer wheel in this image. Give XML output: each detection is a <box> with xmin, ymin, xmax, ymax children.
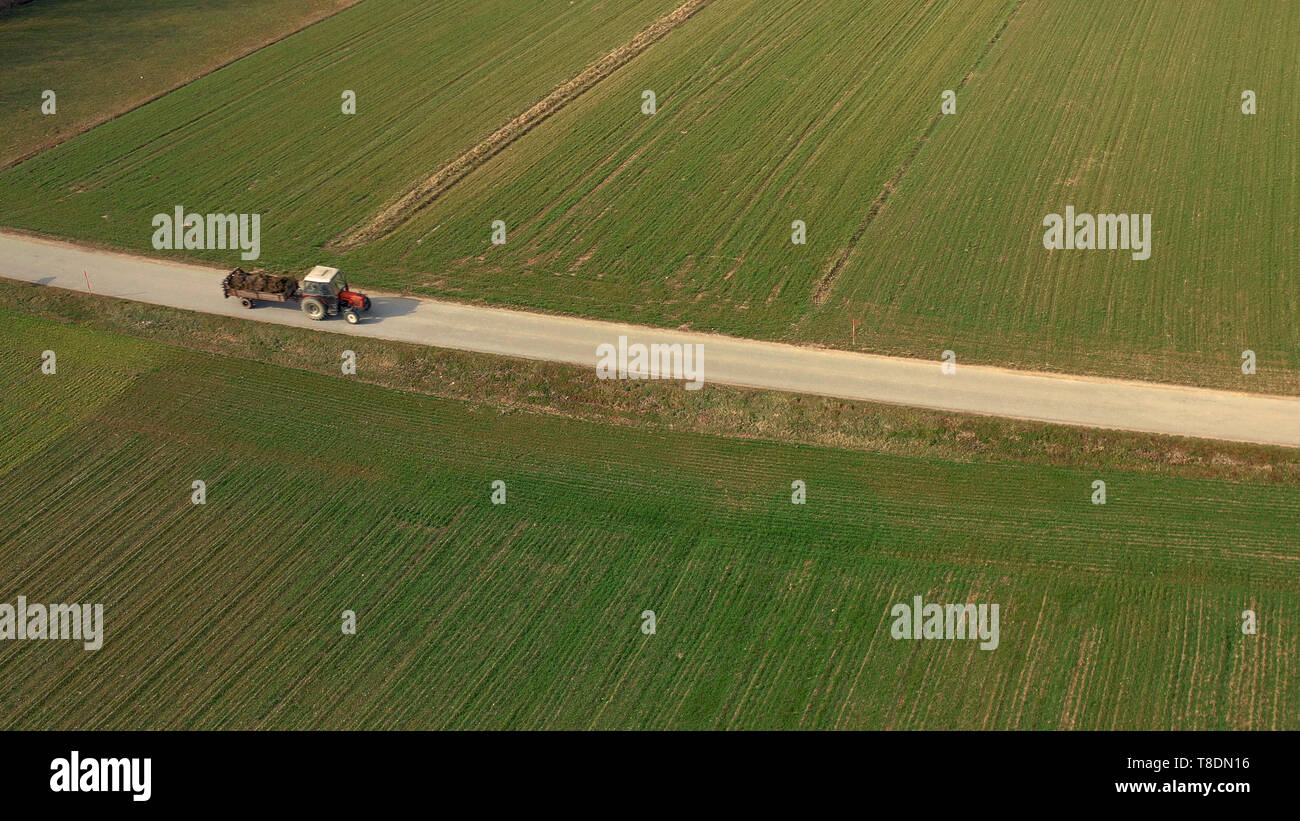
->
<box><xmin>240</xmin><ymin>298</ymin><xmax>253</xmax><ymax>309</ymax></box>
<box><xmin>344</xmin><ymin>309</ymin><xmax>360</xmax><ymax>325</ymax></box>
<box><xmin>301</xmin><ymin>297</ymin><xmax>326</xmax><ymax>320</ymax></box>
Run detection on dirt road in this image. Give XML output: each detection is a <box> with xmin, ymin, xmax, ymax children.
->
<box><xmin>3</xmin><ymin>231</ymin><xmax>1297</xmax><ymax>447</ymax></box>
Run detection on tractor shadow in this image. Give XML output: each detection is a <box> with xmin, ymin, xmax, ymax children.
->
<box><xmin>363</xmin><ymin>296</ymin><xmax>421</xmax><ymax>323</ymax></box>
<box><xmin>244</xmin><ymin>295</ymin><xmax>420</xmax><ymax>325</ymax></box>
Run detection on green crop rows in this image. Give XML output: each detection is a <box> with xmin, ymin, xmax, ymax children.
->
<box><xmin>2</xmin><ymin>315</ymin><xmax>1295</xmax><ymax>729</ymax></box>
<box><xmin>0</xmin><ymin>0</ymin><xmax>358</xmax><ymax>167</ymax></box>
<box><xmin>795</xmin><ymin>0</ymin><xmax>1300</xmax><ymax>390</ymax></box>
<box><xmin>0</xmin><ymin>0</ymin><xmax>682</xmax><ymax>260</ymax></box>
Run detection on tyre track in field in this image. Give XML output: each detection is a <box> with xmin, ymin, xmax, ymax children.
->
<box><xmin>810</xmin><ymin>0</ymin><xmax>1027</xmax><ymax>305</ymax></box>
<box><xmin>330</xmin><ymin>0</ymin><xmax>719</xmax><ymax>251</ymax></box>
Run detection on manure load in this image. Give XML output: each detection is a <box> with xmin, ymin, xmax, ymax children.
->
<box><xmin>226</xmin><ymin>268</ymin><xmax>295</xmax><ymax>295</ymax></box>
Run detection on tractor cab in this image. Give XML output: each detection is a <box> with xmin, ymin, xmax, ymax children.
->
<box><xmin>302</xmin><ymin>266</ymin><xmax>345</xmax><ymax>298</ymax></box>
<box><xmin>299</xmin><ymin>266</ymin><xmax>371</xmax><ymax>323</ymax></box>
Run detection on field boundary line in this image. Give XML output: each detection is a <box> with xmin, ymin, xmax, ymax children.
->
<box><xmin>0</xmin><ymin>0</ymin><xmax>365</xmax><ymax>173</ymax></box>
<box><xmin>810</xmin><ymin>0</ymin><xmax>1027</xmax><ymax>304</ymax></box>
<box><xmin>330</xmin><ymin>0</ymin><xmax>717</xmax><ymax>251</ymax></box>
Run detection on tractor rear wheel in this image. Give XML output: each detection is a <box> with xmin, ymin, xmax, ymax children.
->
<box><xmin>301</xmin><ymin>297</ymin><xmax>326</xmax><ymax>320</ymax></box>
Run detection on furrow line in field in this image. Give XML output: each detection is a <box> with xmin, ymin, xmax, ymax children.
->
<box><xmin>330</xmin><ymin>0</ymin><xmax>718</xmax><ymax>251</ymax></box>
<box><xmin>810</xmin><ymin>0</ymin><xmax>1026</xmax><ymax>305</ymax></box>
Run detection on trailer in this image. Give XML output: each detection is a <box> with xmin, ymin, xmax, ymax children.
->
<box><xmin>222</xmin><ymin>271</ymin><xmax>299</xmax><ymax>307</ymax></box>
<box><xmin>222</xmin><ymin>266</ymin><xmax>371</xmax><ymax>324</ymax></box>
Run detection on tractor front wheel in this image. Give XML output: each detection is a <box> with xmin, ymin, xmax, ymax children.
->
<box><xmin>301</xmin><ymin>297</ymin><xmax>326</xmax><ymax>320</ymax></box>
<box><xmin>344</xmin><ymin>309</ymin><xmax>360</xmax><ymax>325</ymax></box>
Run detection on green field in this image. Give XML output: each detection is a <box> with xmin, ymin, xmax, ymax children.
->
<box><xmin>0</xmin><ymin>0</ymin><xmax>682</xmax><ymax>256</ymax></box>
<box><xmin>2</xmin><ymin>312</ymin><xmax>1296</xmax><ymax>729</ymax></box>
<box><xmin>349</xmin><ymin>0</ymin><xmax>1017</xmax><ymax>337</ymax></box>
<box><xmin>0</xmin><ymin>0</ymin><xmax>358</xmax><ymax>167</ymax></box>
<box><xmin>2</xmin><ymin>0</ymin><xmax>1293</xmax><ymax>391</ymax></box>
<box><xmin>796</xmin><ymin>0</ymin><xmax>1300</xmax><ymax>390</ymax></box>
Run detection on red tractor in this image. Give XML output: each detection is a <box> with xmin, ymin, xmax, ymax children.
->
<box><xmin>298</xmin><ymin>265</ymin><xmax>371</xmax><ymax>324</ymax></box>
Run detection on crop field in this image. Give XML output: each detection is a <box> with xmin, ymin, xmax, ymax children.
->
<box><xmin>2</xmin><ymin>314</ymin><xmax>1296</xmax><ymax>730</ymax></box>
<box><xmin>348</xmin><ymin>0</ymin><xmax>1017</xmax><ymax>338</ymax></box>
<box><xmin>795</xmin><ymin>0</ymin><xmax>1300</xmax><ymax>390</ymax></box>
<box><xmin>0</xmin><ymin>0</ymin><xmax>1018</xmax><ymax>335</ymax></box>
<box><xmin>0</xmin><ymin>0</ymin><xmax>359</xmax><ymax>167</ymax></box>
<box><xmin>0</xmin><ymin>0</ymin><xmax>684</xmax><ymax>261</ymax></box>
<box><xmin>0</xmin><ymin>0</ymin><xmax>1292</xmax><ymax>391</ymax></box>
